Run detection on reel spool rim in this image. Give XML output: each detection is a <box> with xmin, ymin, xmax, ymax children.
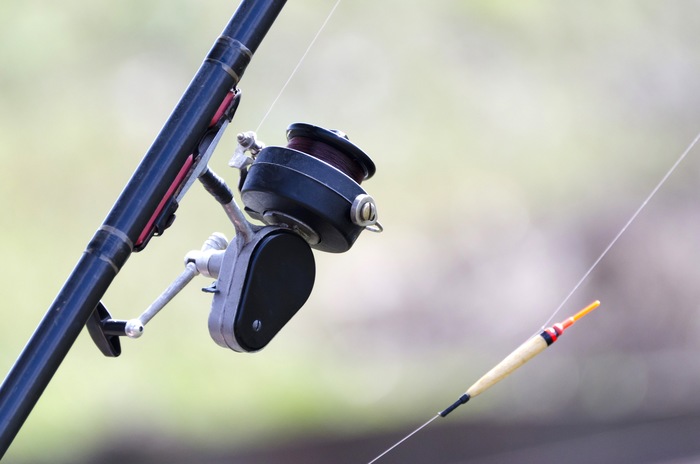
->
<box><xmin>286</xmin><ymin>122</ymin><xmax>376</xmax><ymax>180</ymax></box>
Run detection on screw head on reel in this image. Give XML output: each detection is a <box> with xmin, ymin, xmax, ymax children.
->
<box><xmin>240</xmin><ymin>123</ymin><xmax>380</xmax><ymax>253</ymax></box>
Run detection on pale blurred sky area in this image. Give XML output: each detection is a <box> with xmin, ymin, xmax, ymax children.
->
<box><xmin>2</xmin><ymin>1</ymin><xmax>700</xmax><ymax>463</ymax></box>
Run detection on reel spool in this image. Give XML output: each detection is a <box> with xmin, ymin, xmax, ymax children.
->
<box><xmin>240</xmin><ymin>123</ymin><xmax>380</xmax><ymax>253</ymax></box>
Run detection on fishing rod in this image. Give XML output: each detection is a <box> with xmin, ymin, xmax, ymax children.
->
<box><xmin>0</xmin><ymin>0</ymin><xmax>381</xmax><ymax>457</ymax></box>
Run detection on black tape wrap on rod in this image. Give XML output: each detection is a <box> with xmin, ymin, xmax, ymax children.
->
<box><xmin>0</xmin><ymin>0</ymin><xmax>286</xmax><ymax>457</ymax></box>
<box><xmin>200</xmin><ymin>168</ymin><xmax>235</xmax><ymax>205</ymax></box>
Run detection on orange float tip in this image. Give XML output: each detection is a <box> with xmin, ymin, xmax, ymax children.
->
<box><xmin>561</xmin><ymin>300</ymin><xmax>600</xmax><ymax>329</ymax></box>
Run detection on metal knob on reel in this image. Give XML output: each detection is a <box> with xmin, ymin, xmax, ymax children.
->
<box><xmin>240</xmin><ymin>123</ymin><xmax>381</xmax><ymax>253</ymax></box>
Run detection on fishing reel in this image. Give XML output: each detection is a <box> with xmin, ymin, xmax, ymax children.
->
<box><xmin>88</xmin><ymin>121</ymin><xmax>381</xmax><ymax>355</ymax></box>
<box><xmin>209</xmin><ymin>123</ymin><xmax>380</xmax><ymax>352</ymax></box>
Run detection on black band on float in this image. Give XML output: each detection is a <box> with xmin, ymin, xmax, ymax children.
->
<box><xmin>439</xmin><ymin>393</ymin><xmax>471</xmax><ymax>417</ymax></box>
<box><xmin>540</xmin><ymin>330</ymin><xmax>555</xmax><ymax>346</ymax></box>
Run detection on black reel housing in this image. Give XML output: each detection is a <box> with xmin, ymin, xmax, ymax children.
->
<box><xmin>240</xmin><ymin>123</ymin><xmax>377</xmax><ymax>253</ymax></box>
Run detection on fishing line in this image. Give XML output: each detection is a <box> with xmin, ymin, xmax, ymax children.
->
<box><xmin>366</xmin><ymin>132</ymin><xmax>700</xmax><ymax>464</ymax></box>
<box><xmin>287</xmin><ymin>134</ymin><xmax>367</xmax><ymax>183</ymax></box>
<box><xmin>539</xmin><ymin>131</ymin><xmax>700</xmax><ymax>331</ymax></box>
<box><xmin>367</xmin><ymin>415</ymin><xmax>440</xmax><ymax>464</ymax></box>
<box><xmin>254</xmin><ymin>0</ymin><xmax>342</xmax><ymax>133</ymax></box>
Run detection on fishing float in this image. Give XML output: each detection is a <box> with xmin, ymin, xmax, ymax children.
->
<box><xmin>368</xmin><ymin>300</ymin><xmax>601</xmax><ymax>464</ymax></box>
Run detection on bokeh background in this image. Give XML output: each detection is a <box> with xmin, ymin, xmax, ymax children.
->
<box><xmin>2</xmin><ymin>1</ymin><xmax>700</xmax><ymax>463</ymax></box>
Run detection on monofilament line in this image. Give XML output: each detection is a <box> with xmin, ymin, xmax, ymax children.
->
<box><xmin>540</xmin><ymin>131</ymin><xmax>700</xmax><ymax>330</ymax></box>
<box><xmin>255</xmin><ymin>0</ymin><xmax>342</xmax><ymax>133</ymax></box>
<box><xmin>367</xmin><ymin>414</ymin><xmax>439</xmax><ymax>464</ymax></box>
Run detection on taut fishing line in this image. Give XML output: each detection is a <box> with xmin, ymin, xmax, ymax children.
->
<box><xmin>539</xmin><ymin>131</ymin><xmax>700</xmax><ymax>331</ymax></box>
<box><xmin>367</xmin><ymin>132</ymin><xmax>700</xmax><ymax>463</ymax></box>
<box><xmin>255</xmin><ymin>0</ymin><xmax>342</xmax><ymax>133</ymax></box>
<box><xmin>240</xmin><ymin>2</ymin><xmax>700</xmax><ymax>459</ymax></box>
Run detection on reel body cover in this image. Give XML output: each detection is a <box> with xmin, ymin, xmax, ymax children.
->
<box><xmin>208</xmin><ymin>227</ymin><xmax>315</xmax><ymax>352</ymax></box>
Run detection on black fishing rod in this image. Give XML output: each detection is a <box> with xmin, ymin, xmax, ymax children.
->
<box><xmin>0</xmin><ymin>1</ymin><xmax>285</xmax><ymax>454</ymax></box>
<box><xmin>0</xmin><ymin>0</ymin><xmax>383</xmax><ymax>457</ymax></box>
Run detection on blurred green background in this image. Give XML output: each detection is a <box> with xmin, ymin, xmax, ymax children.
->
<box><xmin>2</xmin><ymin>0</ymin><xmax>700</xmax><ymax>462</ymax></box>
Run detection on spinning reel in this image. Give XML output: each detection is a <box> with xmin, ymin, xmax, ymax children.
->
<box><xmin>88</xmin><ymin>109</ymin><xmax>381</xmax><ymax>355</ymax></box>
<box><xmin>210</xmin><ymin>123</ymin><xmax>380</xmax><ymax>352</ymax></box>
